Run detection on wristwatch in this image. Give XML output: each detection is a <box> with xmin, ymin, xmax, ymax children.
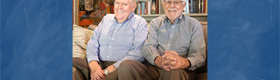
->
<box><xmin>104</xmin><ymin>69</ymin><xmax>109</xmax><ymax>76</ymax></box>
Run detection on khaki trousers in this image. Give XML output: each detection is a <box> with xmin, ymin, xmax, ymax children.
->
<box><xmin>118</xmin><ymin>60</ymin><xmax>196</xmax><ymax>80</ymax></box>
<box><xmin>73</xmin><ymin>57</ymin><xmax>118</xmax><ymax>80</ymax></box>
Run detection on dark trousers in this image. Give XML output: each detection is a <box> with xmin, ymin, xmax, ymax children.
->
<box><xmin>118</xmin><ymin>60</ymin><xmax>196</xmax><ymax>80</ymax></box>
<box><xmin>73</xmin><ymin>57</ymin><xmax>118</xmax><ymax>80</ymax></box>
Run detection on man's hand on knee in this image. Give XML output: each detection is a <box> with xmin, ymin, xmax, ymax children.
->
<box><xmin>167</xmin><ymin>51</ymin><xmax>190</xmax><ymax>70</ymax></box>
<box><xmin>91</xmin><ymin>68</ymin><xmax>105</xmax><ymax>80</ymax></box>
<box><xmin>89</xmin><ymin>61</ymin><xmax>105</xmax><ymax>80</ymax></box>
<box><xmin>162</xmin><ymin>51</ymin><xmax>178</xmax><ymax>71</ymax></box>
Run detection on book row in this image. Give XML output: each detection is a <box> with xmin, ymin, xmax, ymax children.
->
<box><xmin>135</xmin><ymin>0</ymin><xmax>208</xmax><ymax>15</ymax></box>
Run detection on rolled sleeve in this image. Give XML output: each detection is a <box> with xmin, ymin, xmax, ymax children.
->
<box><xmin>86</xmin><ymin>19</ymin><xmax>103</xmax><ymax>63</ymax></box>
<box><xmin>141</xmin><ymin>20</ymin><xmax>161</xmax><ymax>66</ymax></box>
<box><xmin>186</xmin><ymin>21</ymin><xmax>206</xmax><ymax>70</ymax></box>
<box><xmin>142</xmin><ymin>48</ymin><xmax>159</xmax><ymax>65</ymax></box>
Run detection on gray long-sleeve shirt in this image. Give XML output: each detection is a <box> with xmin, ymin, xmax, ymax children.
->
<box><xmin>141</xmin><ymin>14</ymin><xmax>206</xmax><ymax>70</ymax></box>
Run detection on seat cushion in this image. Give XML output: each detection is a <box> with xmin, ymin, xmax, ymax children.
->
<box><xmin>196</xmin><ymin>21</ymin><xmax>207</xmax><ymax>73</ymax></box>
<box><xmin>196</xmin><ymin>72</ymin><xmax>207</xmax><ymax>80</ymax></box>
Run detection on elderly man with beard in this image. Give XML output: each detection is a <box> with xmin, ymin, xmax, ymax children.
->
<box><xmin>118</xmin><ymin>0</ymin><xmax>206</xmax><ymax>80</ymax></box>
<box><xmin>73</xmin><ymin>0</ymin><xmax>148</xmax><ymax>80</ymax></box>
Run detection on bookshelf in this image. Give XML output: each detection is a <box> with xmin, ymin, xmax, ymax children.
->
<box><xmin>135</xmin><ymin>0</ymin><xmax>207</xmax><ymax>22</ymax></box>
<box><xmin>72</xmin><ymin>0</ymin><xmax>208</xmax><ymax>26</ymax></box>
<box><xmin>140</xmin><ymin>13</ymin><xmax>207</xmax><ymax>21</ymax></box>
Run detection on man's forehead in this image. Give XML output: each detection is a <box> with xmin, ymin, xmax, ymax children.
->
<box><xmin>115</xmin><ymin>0</ymin><xmax>130</xmax><ymax>2</ymax></box>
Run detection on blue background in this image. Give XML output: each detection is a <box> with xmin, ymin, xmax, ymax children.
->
<box><xmin>208</xmin><ymin>0</ymin><xmax>279</xmax><ymax>80</ymax></box>
<box><xmin>1</xmin><ymin>0</ymin><xmax>72</xmax><ymax>80</ymax></box>
<box><xmin>0</xmin><ymin>0</ymin><xmax>279</xmax><ymax>80</ymax></box>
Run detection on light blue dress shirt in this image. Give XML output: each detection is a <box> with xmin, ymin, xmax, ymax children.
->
<box><xmin>87</xmin><ymin>12</ymin><xmax>148</xmax><ymax>69</ymax></box>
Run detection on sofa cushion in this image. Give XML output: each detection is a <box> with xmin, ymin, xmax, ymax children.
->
<box><xmin>196</xmin><ymin>73</ymin><xmax>207</xmax><ymax>80</ymax></box>
<box><xmin>196</xmin><ymin>21</ymin><xmax>207</xmax><ymax>73</ymax></box>
<box><xmin>88</xmin><ymin>24</ymin><xmax>97</xmax><ymax>31</ymax></box>
<box><xmin>73</xmin><ymin>25</ymin><xmax>95</xmax><ymax>59</ymax></box>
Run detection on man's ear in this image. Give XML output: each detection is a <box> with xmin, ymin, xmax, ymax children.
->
<box><xmin>132</xmin><ymin>2</ymin><xmax>136</xmax><ymax>12</ymax></box>
<box><xmin>161</xmin><ymin>0</ymin><xmax>165</xmax><ymax>10</ymax></box>
<box><xmin>161</xmin><ymin>0</ymin><xmax>164</xmax><ymax>6</ymax></box>
<box><xmin>182</xmin><ymin>2</ymin><xmax>186</xmax><ymax>9</ymax></box>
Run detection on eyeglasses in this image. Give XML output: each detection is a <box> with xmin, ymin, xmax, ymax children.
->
<box><xmin>164</xmin><ymin>1</ymin><xmax>183</xmax><ymax>7</ymax></box>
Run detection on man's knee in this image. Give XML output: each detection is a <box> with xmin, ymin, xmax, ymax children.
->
<box><xmin>161</xmin><ymin>69</ymin><xmax>187</xmax><ymax>77</ymax></box>
<box><xmin>162</xmin><ymin>69</ymin><xmax>182</xmax><ymax>74</ymax></box>
<box><xmin>120</xmin><ymin>60</ymin><xmax>136</xmax><ymax>67</ymax></box>
<box><xmin>73</xmin><ymin>57</ymin><xmax>88</xmax><ymax>69</ymax></box>
<box><xmin>119</xmin><ymin>60</ymin><xmax>138</xmax><ymax>69</ymax></box>
<box><xmin>160</xmin><ymin>69</ymin><xmax>190</xmax><ymax>80</ymax></box>
<box><xmin>73</xmin><ymin>57</ymin><xmax>84</xmax><ymax>65</ymax></box>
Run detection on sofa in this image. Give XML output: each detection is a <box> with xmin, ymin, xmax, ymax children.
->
<box><xmin>72</xmin><ymin>24</ymin><xmax>96</xmax><ymax>59</ymax></box>
<box><xmin>72</xmin><ymin>21</ymin><xmax>207</xmax><ymax>80</ymax></box>
<box><xmin>195</xmin><ymin>21</ymin><xmax>207</xmax><ymax>80</ymax></box>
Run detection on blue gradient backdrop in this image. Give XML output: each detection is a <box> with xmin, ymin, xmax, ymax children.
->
<box><xmin>208</xmin><ymin>0</ymin><xmax>279</xmax><ymax>80</ymax></box>
<box><xmin>1</xmin><ymin>0</ymin><xmax>72</xmax><ymax>80</ymax></box>
<box><xmin>1</xmin><ymin>0</ymin><xmax>279</xmax><ymax>80</ymax></box>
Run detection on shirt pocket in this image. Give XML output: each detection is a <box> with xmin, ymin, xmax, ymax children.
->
<box><xmin>99</xmin><ymin>33</ymin><xmax>109</xmax><ymax>45</ymax></box>
<box><xmin>158</xmin><ymin>32</ymin><xmax>169</xmax><ymax>44</ymax></box>
<box><xmin>116</xmin><ymin>31</ymin><xmax>133</xmax><ymax>47</ymax></box>
<box><xmin>175</xmin><ymin>34</ymin><xmax>191</xmax><ymax>51</ymax></box>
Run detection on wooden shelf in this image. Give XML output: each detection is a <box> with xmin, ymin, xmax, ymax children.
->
<box><xmin>139</xmin><ymin>13</ymin><xmax>207</xmax><ymax>22</ymax></box>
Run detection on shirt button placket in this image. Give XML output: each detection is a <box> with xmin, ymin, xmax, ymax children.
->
<box><xmin>168</xmin><ymin>25</ymin><xmax>175</xmax><ymax>50</ymax></box>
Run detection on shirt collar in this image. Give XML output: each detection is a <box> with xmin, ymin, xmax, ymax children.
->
<box><xmin>114</xmin><ymin>12</ymin><xmax>135</xmax><ymax>24</ymax></box>
<box><xmin>165</xmin><ymin>14</ymin><xmax>183</xmax><ymax>25</ymax></box>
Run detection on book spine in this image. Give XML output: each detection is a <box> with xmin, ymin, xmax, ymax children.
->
<box><xmin>204</xmin><ymin>0</ymin><xmax>206</xmax><ymax>13</ymax></box>
<box><xmin>142</xmin><ymin>2</ymin><xmax>145</xmax><ymax>15</ymax></box>
<box><xmin>138</xmin><ymin>2</ymin><xmax>141</xmax><ymax>15</ymax></box>
<box><xmin>193</xmin><ymin>0</ymin><xmax>198</xmax><ymax>13</ymax></box>
<box><xmin>198</xmin><ymin>0</ymin><xmax>200</xmax><ymax>13</ymax></box>
<box><xmin>206</xmin><ymin>0</ymin><xmax>207</xmax><ymax>13</ymax></box>
<box><xmin>148</xmin><ymin>2</ymin><xmax>151</xmax><ymax>15</ymax></box>
<box><xmin>146</xmin><ymin>2</ymin><xmax>148</xmax><ymax>15</ymax></box>
<box><xmin>186</xmin><ymin>0</ymin><xmax>189</xmax><ymax>14</ymax></box>
<box><xmin>201</xmin><ymin>0</ymin><xmax>203</xmax><ymax>13</ymax></box>
<box><xmin>189</xmin><ymin>0</ymin><xmax>191</xmax><ymax>13</ymax></box>
<box><xmin>194</xmin><ymin>0</ymin><xmax>196</xmax><ymax>13</ymax></box>
<box><xmin>196</xmin><ymin>0</ymin><xmax>199</xmax><ymax>13</ymax></box>
<box><xmin>190</xmin><ymin>0</ymin><xmax>193</xmax><ymax>13</ymax></box>
<box><xmin>156</xmin><ymin>0</ymin><xmax>159</xmax><ymax>14</ymax></box>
